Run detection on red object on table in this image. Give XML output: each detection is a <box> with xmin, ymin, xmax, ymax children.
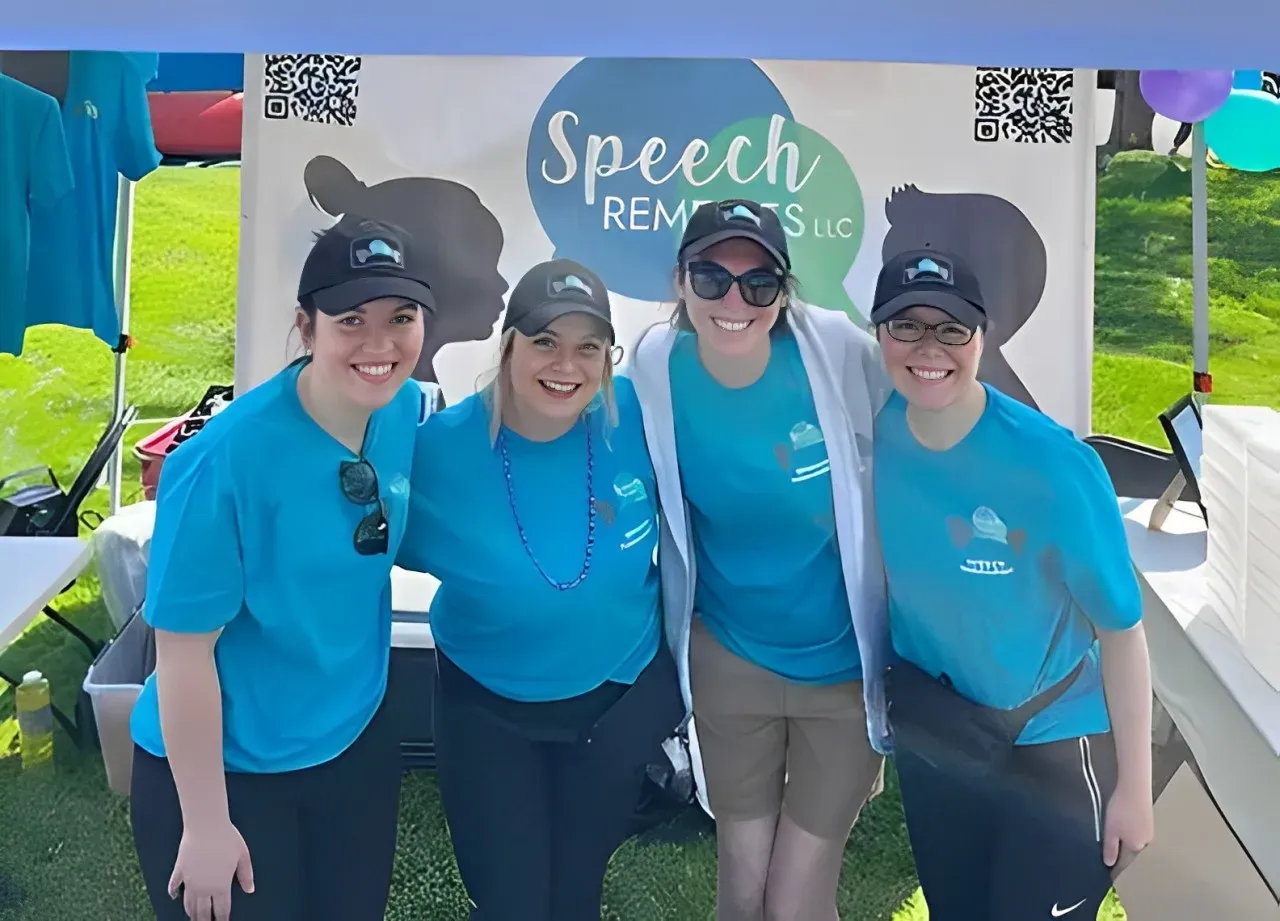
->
<box><xmin>133</xmin><ymin>416</ymin><xmax>189</xmax><ymax>501</ymax></box>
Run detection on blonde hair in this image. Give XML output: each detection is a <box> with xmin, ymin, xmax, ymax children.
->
<box><xmin>481</xmin><ymin>328</ymin><xmax>619</xmax><ymax>446</ymax></box>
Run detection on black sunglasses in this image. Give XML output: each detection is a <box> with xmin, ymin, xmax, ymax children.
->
<box><xmin>686</xmin><ymin>260</ymin><xmax>784</xmax><ymax>308</ymax></box>
<box><xmin>338</xmin><ymin>458</ymin><xmax>389</xmax><ymax>555</ymax></box>
<box><xmin>883</xmin><ymin>317</ymin><xmax>976</xmax><ymax>346</ymax></box>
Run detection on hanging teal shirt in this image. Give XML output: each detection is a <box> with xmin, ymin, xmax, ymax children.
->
<box><xmin>24</xmin><ymin>52</ymin><xmax>161</xmax><ymax>348</ymax></box>
<box><xmin>670</xmin><ymin>330</ymin><xmax>860</xmax><ymax>685</ymax></box>
<box><xmin>0</xmin><ymin>74</ymin><xmax>74</xmax><ymax>356</ymax></box>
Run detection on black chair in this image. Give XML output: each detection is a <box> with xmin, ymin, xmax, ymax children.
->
<box><xmin>0</xmin><ymin>406</ymin><xmax>139</xmax><ymax>746</ymax></box>
<box><xmin>0</xmin><ymin>405</ymin><xmax>138</xmax><ymax>539</ymax></box>
<box><xmin>0</xmin><ymin>404</ymin><xmax>138</xmax><ymax>657</ymax></box>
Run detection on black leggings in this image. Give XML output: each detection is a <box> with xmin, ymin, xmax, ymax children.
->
<box><xmin>130</xmin><ymin>699</ymin><xmax>401</xmax><ymax>921</ymax></box>
<box><xmin>434</xmin><ymin>648</ymin><xmax>684</xmax><ymax>921</ymax></box>
<box><xmin>896</xmin><ymin>732</ymin><xmax>1120</xmax><ymax>921</ymax></box>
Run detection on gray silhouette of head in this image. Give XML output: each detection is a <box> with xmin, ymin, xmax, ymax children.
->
<box><xmin>882</xmin><ymin>184</ymin><xmax>1047</xmax><ymax>410</ymax></box>
<box><xmin>304</xmin><ymin>155</ymin><xmax>509</xmax><ymax>383</ymax></box>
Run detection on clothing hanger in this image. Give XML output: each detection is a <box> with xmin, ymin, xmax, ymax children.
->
<box><xmin>0</xmin><ymin>51</ymin><xmax>70</xmax><ymax>105</ymax></box>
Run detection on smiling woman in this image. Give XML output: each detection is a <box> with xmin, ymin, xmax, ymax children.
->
<box><xmin>870</xmin><ymin>247</ymin><xmax>1155</xmax><ymax>921</ymax></box>
<box><xmin>394</xmin><ymin>258</ymin><xmax>683</xmax><ymax>921</ymax></box>
<box><xmin>629</xmin><ymin>198</ymin><xmax>892</xmax><ymax>921</ymax></box>
<box><xmin>126</xmin><ymin>216</ymin><xmax>432</xmax><ymax>921</ymax></box>
<box><xmin>483</xmin><ymin>261</ymin><xmax>619</xmax><ymax>445</ymax></box>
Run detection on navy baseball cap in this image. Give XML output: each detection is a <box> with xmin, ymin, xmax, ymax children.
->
<box><xmin>502</xmin><ymin>259</ymin><xmax>614</xmax><ymax>342</ymax></box>
<box><xmin>871</xmin><ymin>249</ymin><xmax>987</xmax><ymax>330</ymax></box>
<box><xmin>298</xmin><ymin>217</ymin><xmax>436</xmax><ymax>316</ymax></box>
<box><xmin>678</xmin><ymin>199</ymin><xmax>790</xmax><ymax>271</ymax></box>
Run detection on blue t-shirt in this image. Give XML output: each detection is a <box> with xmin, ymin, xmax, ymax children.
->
<box><xmin>874</xmin><ymin>385</ymin><xmax>1144</xmax><ymax>745</ymax></box>
<box><xmin>399</xmin><ymin>377</ymin><xmax>661</xmax><ymax>702</ymax></box>
<box><xmin>130</xmin><ymin>361</ymin><xmax>420</xmax><ymax>773</ymax></box>
<box><xmin>670</xmin><ymin>331</ymin><xmax>861</xmax><ymax>685</ymax></box>
<box><xmin>0</xmin><ymin>75</ymin><xmax>74</xmax><ymax>357</ymax></box>
<box><xmin>24</xmin><ymin>52</ymin><xmax>161</xmax><ymax>348</ymax></box>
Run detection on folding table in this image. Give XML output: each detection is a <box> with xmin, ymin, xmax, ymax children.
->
<box><xmin>0</xmin><ymin>535</ymin><xmax>101</xmax><ymax>735</ymax></box>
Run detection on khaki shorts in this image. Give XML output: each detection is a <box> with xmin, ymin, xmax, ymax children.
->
<box><xmin>690</xmin><ymin>617</ymin><xmax>884</xmax><ymax>840</ymax></box>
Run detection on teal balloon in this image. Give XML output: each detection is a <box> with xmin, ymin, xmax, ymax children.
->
<box><xmin>1205</xmin><ymin>89</ymin><xmax>1280</xmax><ymax>172</ymax></box>
<box><xmin>1233</xmin><ymin>70</ymin><xmax>1263</xmax><ymax>90</ymax></box>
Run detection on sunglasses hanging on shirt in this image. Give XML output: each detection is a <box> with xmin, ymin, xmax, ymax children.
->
<box><xmin>339</xmin><ymin>458</ymin><xmax>389</xmax><ymax>555</ymax></box>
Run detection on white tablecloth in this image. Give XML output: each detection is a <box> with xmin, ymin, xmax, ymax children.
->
<box><xmin>390</xmin><ymin>567</ymin><xmax>437</xmax><ymax>649</ymax></box>
<box><xmin>1122</xmin><ymin>498</ymin><xmax>1280</xmax><ymax>891</ymax></box>
<box><xmin>0</xmin><ymin>536</ymin><xmax>92</xmax><ymax>650</ymax></box>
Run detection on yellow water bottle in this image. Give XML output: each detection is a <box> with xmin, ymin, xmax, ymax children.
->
<box><xmin>15</xmin><ymin>670</ymin><xmax>54</xmax><ymax>770</ymax></box>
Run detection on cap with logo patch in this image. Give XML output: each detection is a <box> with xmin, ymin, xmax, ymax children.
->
<box><xmin>871</xmin><ymin>249</ymin><xmax>987</xmax><ymax>331</ymax></box>
<box><xmin>503</xmin><ymin>259</ymin><xmax>615</xmax><ymax>342</ymax></box>
<box><xmin>298</xmin><ymin>216</ymin><xmax>436</xmax><ymax>316</ymax></box>
<box><xmin>678</xmin><ymin>199</ymin><xmax>790</xmax><ymax>271</ymax></box>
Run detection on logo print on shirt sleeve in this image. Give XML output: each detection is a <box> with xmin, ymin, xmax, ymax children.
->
<box><xmin>612</xmin><ymin>473</ymin><xmax>655</xmax><ymax>550</ymax></box>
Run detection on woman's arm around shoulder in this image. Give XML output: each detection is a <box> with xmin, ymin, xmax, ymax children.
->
<box><xmin>801</xmin><ymin>304</ymin><xmax>893</xmax><ymax>416</ymax></box>
<box><xmin>623</xmin><ymin>322</ymin><xmax>677</xmax><ymax>399</ymax></box>
<box><xmin>398</xmin><ymin>392</ymin><xmax>475</xmax><ymax>574</ymax></box>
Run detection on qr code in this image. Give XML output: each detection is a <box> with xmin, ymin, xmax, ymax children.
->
<box><xmin>974</xmin><ymin>68</ymin><xmax>1074</xmax><ymax>144</ymax></box>
<box><xmin>262</xmin><ymin>54</ymin><xmax>361</xmax><ymax>126</ymax></box>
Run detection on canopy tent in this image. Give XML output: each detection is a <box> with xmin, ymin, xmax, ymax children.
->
<box><xmin>3</xmin><ymin>0</ymin><xmax>1275</xmax><ymax>69</ymax></box>
<box><xmin>9</xmin><ymin>2</ymin><xmax>1256</xmax><ymax>454</ymax></box>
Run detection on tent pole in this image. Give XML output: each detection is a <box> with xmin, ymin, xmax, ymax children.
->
<box><xmin>108</xmin><ymin>176</ymin><xmax>136</xmax><ymax>516</ymax></box>
<box><xmin>1191</xmin><ymin>122</ymin><xmax>1211</xmax><ymax>404</ymax></box>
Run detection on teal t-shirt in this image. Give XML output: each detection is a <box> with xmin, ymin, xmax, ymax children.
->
<box><xmin>0</xmin><ymin>74</ymin><xmax>74</xmax><ymax>357</ymax></box>
<box><xmin>24</xmin><ymin>52</ymin><xmax>161</xmax><ymax>348</ymax></box>
<box><xmin>130</xmin><ymin>361</ymin><xmax>420</xmax><ymax>773</ymax></box>
<box><xmin>874</xmin><ymin>385</ymin><xmax>1144</xmax><ymax>745</ymax></box>
<box><xmin>399</xmin><ymin>377</ymin><xmax>661</xmax><ymax>702</ymax></box>
<box><xmin>670</xmin><ymin>330</ymin><xmax>860</xmax><ymax>685</ymax></box>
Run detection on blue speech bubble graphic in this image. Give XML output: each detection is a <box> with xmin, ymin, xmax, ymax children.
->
<box><xmin>526</xmin><ymin>58</ymin><xmax>792</xmax><ymax>302</ymax></box>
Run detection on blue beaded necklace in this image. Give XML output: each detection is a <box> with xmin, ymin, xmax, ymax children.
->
<box><xmin>497</xmin><ymin>424</ymin><xmax>596</xmax><ymax>591</ymax></box>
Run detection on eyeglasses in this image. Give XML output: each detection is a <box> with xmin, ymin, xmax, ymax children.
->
<box><xmin>339</xmin><ymin>458</ymin><xmax>389</xmax><ymax>555</ymax></box>
<box><xmin>686</xmin><ymin>261</ymin><xmax>783</xmax><ymax>308</ymax></box>
<box><xmin>883</xmin><ymin>317</ymin><xmax>976</xmax><ymax>346</ymax></box>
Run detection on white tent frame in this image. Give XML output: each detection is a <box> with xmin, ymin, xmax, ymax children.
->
<box><xmin>107</xmin><ymin>176</ymin><xmax>136</xmax><ymax>515</ymax></box>
<box><xmin>1191</xmin><ymin>123</ymin><xmax>1211</xmax><ymax>405</ymax></box>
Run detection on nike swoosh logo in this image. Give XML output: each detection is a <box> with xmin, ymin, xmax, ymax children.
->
<box><xmin>1051</xmin><ymin>900</ymin><xmax>1087</xmax><ymax>917</ymax></box>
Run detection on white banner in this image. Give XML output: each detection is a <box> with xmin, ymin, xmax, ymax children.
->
<box><xmin>237</xmin><ymin>56</ymin><xmax>1097</xmax><ymax>433</ymax></box>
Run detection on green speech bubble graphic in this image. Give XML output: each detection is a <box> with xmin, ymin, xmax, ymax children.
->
<box><xmin>675</xmin><ymin>115</ymin><xmax>865</xmax><ymax>318</ymax></box>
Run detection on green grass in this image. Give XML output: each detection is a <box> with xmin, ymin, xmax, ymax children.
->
<box><xmin>3</xmin><ymin>151</ymin><xmax>1279</xmax><ymax>920</ymax></box>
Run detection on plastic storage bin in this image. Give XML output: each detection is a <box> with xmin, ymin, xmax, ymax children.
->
<box><xmin>81</xmin><ymin>608</ymin><xmax>154</xmax><ymax>795</ymax></box>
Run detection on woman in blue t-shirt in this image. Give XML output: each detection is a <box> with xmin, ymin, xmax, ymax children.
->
<box><xmin>629</xmin><ymin>200</ymin><xmax>891</xmax><ymax>921</ymax></box>
<box><xmin>869</xmin><ymin>247</ymin><xmax>1156</xmax><ymax>921</ymax></box>
<box><xmin>128</xmin><ymin>217</ymin><xmax>431</xmax><ymax>921</ymax></box>
<box><xmin>398</xmin><ymin>259</ymin><xmax>684</xmax><ymax>921</ymax></box>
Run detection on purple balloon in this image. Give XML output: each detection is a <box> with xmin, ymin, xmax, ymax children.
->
<box><xmin>1141</xmin><ymin>70</ymin><xmax>1235</xmax><ymax>123</ymax></box>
